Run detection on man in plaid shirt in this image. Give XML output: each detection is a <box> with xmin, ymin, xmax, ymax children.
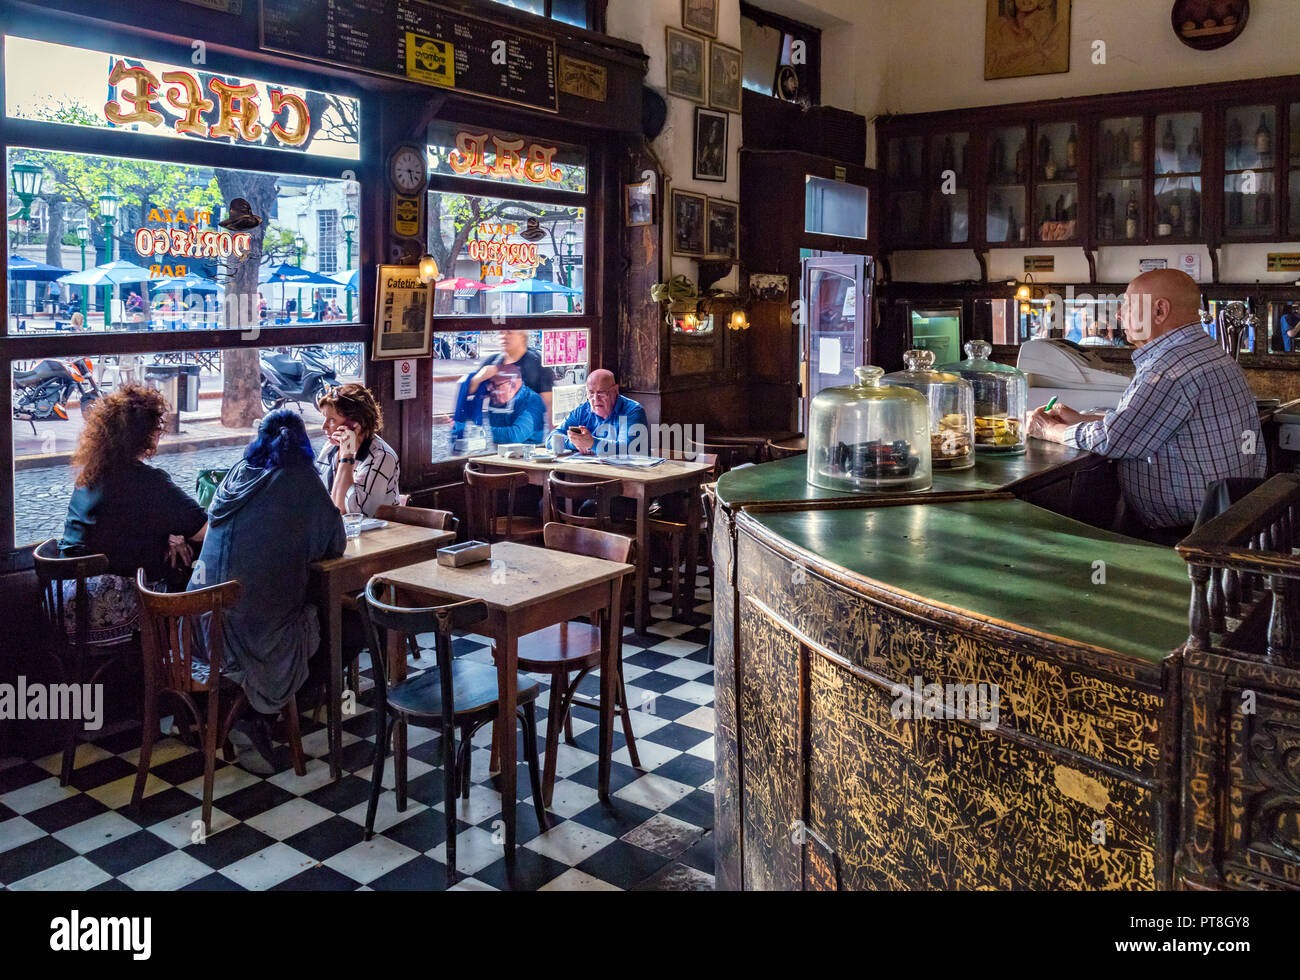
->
<box><xmin>1028</xmin><ymin>269</ymin><xmax>1265</xmax><ymax>538</ymax></box>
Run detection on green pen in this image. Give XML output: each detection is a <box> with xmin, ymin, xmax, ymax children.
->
<box><xmin>1044</xmin><ymin>396</ymin><xmax>1059</xmax><ymax>412</ymax></box>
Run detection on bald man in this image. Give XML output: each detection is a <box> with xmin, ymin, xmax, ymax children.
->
<box><xmin>553</xmin><ymin>368</ymin><xmax>649</xmax><ymax>455</ymax></box>
<box><xmin>1028</xmin><ymin>269</ymin><xmax>1264</xmax><ymax>540</ymax></box>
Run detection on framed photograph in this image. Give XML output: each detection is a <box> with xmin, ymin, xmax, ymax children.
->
<box><xmin>373</xmin><ymin>265</ymin><xmax>433</xmax><ymax>360</ymax></box>
<box><xmin>671</xmin><ymin>189</ymin><xmax>708</xmax><ymax>256</ymax></box>
<box><xmin>625</xmin><ymin>177</ymin><xmax>655</xmax><ymax>227</ymax></box>
<box><xmin>706</xmin><ymin>197</ymin><xmax>738</xmax><ymax>259</ymax></box>
<box><xmin>708</xmin><ymin>42</ymin><xmax>742</xmax><ymax>113</ymax></box>
<box><xmin>749</xmin><ymin>273</ymin><xmax>789</xmax><ymax>302</ymax></box>
<box><xmin>682</xmin><ymin>0</ymin><xmax>718</xmax><ymax>37</ymax></box>
<box><xmin>693</xmin><ymin>106</ymin><xmax>728</xmax><ymax>182</ymax></box>
<box><xmin>985</xmin><ymin>0</ymin><xmax>1071</xmax><ymax>80</ymax></box>
<box><xmin>665</xmin><ymin>27</ymin><xmax>706</xmax><ymax>103</ymax></box>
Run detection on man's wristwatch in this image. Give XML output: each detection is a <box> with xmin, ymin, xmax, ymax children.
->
<box><xmin>341</xmin><ymin>456</ymin><xmax>356</xmax><ymax>464</ymax></box>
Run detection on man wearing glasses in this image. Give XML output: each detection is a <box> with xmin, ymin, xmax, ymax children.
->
<box><xmin>553</xmin><ymin>368</ymin><xmax>648</xmax><ymax>456</ymax></box>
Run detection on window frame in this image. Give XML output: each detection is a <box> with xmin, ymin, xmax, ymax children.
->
<box><xmin>739</xmin><ymin>0</ymin><xmax>821</xmax><ymax>107</ymax></box>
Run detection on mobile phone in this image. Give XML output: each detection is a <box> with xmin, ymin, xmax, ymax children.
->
<box><xmin>569</xmin><ymin>426</ymin><xmax>583</xmax><ymax>434</ymax></box>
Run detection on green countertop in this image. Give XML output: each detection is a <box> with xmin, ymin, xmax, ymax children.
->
<box><xmin>749</xmin><ymin>499</ymin><xmax>1190</xmax><ymax>663</ymax></box>
<box><xmin>715</xmin><ymin>440</ymin><xmax>1089</xmax><ymax>509</ymax></box>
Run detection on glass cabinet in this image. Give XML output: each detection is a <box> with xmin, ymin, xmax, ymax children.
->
<box><xmin>1033</xmin><ymin>121</ymin><xmax>1080</xmax><ymax>243</ymax></box>
<box><xmin>1223</xmin><ymin>104</ymin><xmax>1277</xmax><ymax>238</ymax></box>
<box><xmin>1096</xmin><ymin>115</ymin><xmax>1145</xmax><ymax>242</ymax></box>
<box><xmin>1153</xmin><ymin>111</ymin><xmax>1203</xmax><ymax>240</ymax></box>
<box><xmin>928</xmin><ymin>132</ymin><xmax>970</xmax><ymax>245</ymax></box>
<box><xmin>986</xmin><ymin>125</ymin><xmax>1028</xmax><ymax>244</ymax></box>
<box><xmin>886</xmin><ymin>135</ymin><xmax>925</xmax><ymax>244</ymax></box>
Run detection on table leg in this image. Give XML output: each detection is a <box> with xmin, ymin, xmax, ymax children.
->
<box><xmin>598</xmin><ymin>578</ymin><xmax>618</xmax><ymax>801</ymax></box>
<box><xmin>388</xmin><ymin>628</ymin><xmax>408</xmax><ymax>810</ymax></box>
<box><xmin>635</xmin><ymin>491</ymin><xmax>650</xmax><ymax>632</ymax></box>
<box><xmin>325</xmin><ymin>580</ymin><xmax>343</xmax><ymax>781</ymax></box>
<box><xmin>683</xmin><ymin>482</ymin><xmax>702</xmax><ymax>620</ymax></box>
<box><xmin>496</xmin><ymin>629</ymin><xmax>519</xmax><ymax>857</ymax></box>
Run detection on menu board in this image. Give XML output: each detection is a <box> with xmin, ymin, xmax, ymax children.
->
<box><xmin>260</xmin><ymin>0</ymin><xmax>558</xmax><ymax>112</ymax></box>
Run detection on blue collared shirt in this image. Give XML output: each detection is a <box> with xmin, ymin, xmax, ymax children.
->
<box><xmin>1064</xmin><ymin>322</ymin><xmax>1265</xmax><ymax>529</ymax></box>
<box><xmin>485</xmin><ymin>385</ymin><xmax>546</xmax><ymax>445</ymax></box>
<box><xmin>554</xmin><ymin>394</ymin><xmax>649</xmax><ymax>454</ymax></box>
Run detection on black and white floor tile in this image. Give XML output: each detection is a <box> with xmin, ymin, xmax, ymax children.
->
<box><xmin>0</xmin><ymin>578</ymin><xmax>716</xmax><ymax>892</ymax></box>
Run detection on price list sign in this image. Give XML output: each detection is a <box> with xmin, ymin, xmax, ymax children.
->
<box><xmin>260</xmin><ymin>0</ymin><xmax>558</xmax><ymax>112</ymax></box>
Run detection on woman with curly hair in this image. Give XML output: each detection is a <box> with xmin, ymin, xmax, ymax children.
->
<box><xmin>314</xmin><ymin>383</ymin><xmax>400</xmax><ymax>516</ymax></box>
<box><xmin>59</xmin><ymin>384</ymin><xmax>208</xmax><ymax>643</ymax></box>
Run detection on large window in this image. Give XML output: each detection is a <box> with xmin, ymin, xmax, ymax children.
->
<box><xmin>740</xmin><ymin>2</ymin><xmax>820</xmax><ymax>106</ymax></box>
<box><xmin>488</xmin><ymin>0</ymin><xmax>596</xmax><ymax>29</ymax></box>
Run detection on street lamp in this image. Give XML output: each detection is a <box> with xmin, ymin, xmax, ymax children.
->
<box><xmin>98</xmin><ymin>191</ymin><xmax>120</xmax><ymax>328</ymax></box>
<box><xmin>561</xmin><ymin>229</ymin><xmax>577</xmax><ymax>313</ymax></box>
<box><xmin>341</xmin><ymin>210</ymin><xmax>358</xmax><ymax>321</ymax></box>
<box><xmin>294</xmin><ymin>233</ymin><xmax>307</xmax><ymax>320</ymax></box>
<box><xmin>8</xmin><ymin>161</ymin><xmax>45</xmax><ymax>224</ymax></box>
<box><xmin>76</xmin><ymin>223</ymin><xmax>90</xmax><ymax>317</ymax></box>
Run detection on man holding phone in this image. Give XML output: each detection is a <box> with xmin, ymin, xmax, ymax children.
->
<box><xmin>553</xmin><ymin>368</ymin><xmax>648</xmax><ymax>456</ymax></box>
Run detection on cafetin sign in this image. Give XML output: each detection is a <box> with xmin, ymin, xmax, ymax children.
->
<box><xmin>4</xmin><ymin>36</ymin><xmax>360</xmax><ymax>160</ymax></box>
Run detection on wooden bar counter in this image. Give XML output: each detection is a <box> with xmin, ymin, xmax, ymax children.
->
<box><xmin>710</xmin><ymin>452</ymin><xmax>1300</xmax><ymax>891</ymax></box>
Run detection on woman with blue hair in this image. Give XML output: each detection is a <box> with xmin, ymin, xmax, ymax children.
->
<box><xmin>190</xmin><ymin>409</ymin><xmax>345</xmax><ymax>770</ymax></box>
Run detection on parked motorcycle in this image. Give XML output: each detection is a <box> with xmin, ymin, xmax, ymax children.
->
<box><xmin>259</xmin><ymin>345</ymin><xmax>339</xmax><ymax>411</ymax></box>
<box><xmin>12</xmin><ymin>357</ymin><xmax>102</xmax><ymax>435</ymax></box>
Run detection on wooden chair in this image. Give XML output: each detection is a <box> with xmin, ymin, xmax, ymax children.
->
<box><xmin>32</xmin><ymin>540</ymin><xmax>126</xmax><ymax>785</ymax></box>
<box><xmin>518</xmin><ymin>522</ymin><xmax>639</xmax><ymax>808</ymax></box>
<box><xmin>374</xmin><ymin>504</ymin><xmax>459</xmax><ymax>535</ymax></box>
<box><xmin>685</xmin><ymin>440</ymin><xmax>757</xmax><ymax>475</ymax></box>
<box><xmin>637</xmin><ymin>453</ymin><xmax>718</xmax><ymax>618</ymax></box>
<box><xmin>543</xmin><ymin>472</ymin><xmax>623</xmax><ymax>530</ymax></box>
<box><xmin>463</xmin><ymin>462</ymin><xmax>544</xmax><ymax>544</ymax></box>
<box><xmin>134</xmin><ymin>572</ymin><xmax>307</xmax><ymax>833</ymax></box>
<box><xmin>357</xmin><ymin>580</ymin><xmax>547</xmax><ymax>880</ymax></box>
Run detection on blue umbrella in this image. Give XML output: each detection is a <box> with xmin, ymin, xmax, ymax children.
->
<box><xmin>329</xmin><ymin>269</ymin><xmax>359</xmax><ymax>292</ymax></box>
<box><xmin>259</xmin><ymin>262</ymin><xmax>340</xmax><ymax>286</ymax></box>
<box><xmin>486</xmin><ymin>277</ymin><xmax>581</xmax><ymax>295</ymax></box>
<box><xmin>150</xmin><ymin>273</ymin><xmax>219</xmax><ymax>293</ymax></box>
<box><xmin>58</xmin><ymin>259</ymin><xmax>155</xmax><ymax>286</ymax></box>
<box><xmin>7</xmin><ymin>254</ymin><xmax>68</xmax><ymax>281</ymax></box>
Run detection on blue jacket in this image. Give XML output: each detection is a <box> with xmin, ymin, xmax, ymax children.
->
<box><xmin>554</xmin><ymin>394</ymin><xmax>649</xmax><ymax>454</ymax></box>
<box><xmin>485</xmin><ymin>385</ymin><xmax>546</xmax><ymax>444</ymax></box>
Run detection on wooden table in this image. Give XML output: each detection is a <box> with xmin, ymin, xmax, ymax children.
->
<box><xmin>471</xmin><ymin>453</ymin><xmax>715</xmax><ymax>630</ymax></box>
<box><xmin>310</xmin><ymin>522</ymin><xmax>454</xmax><ymax>780</ymax></box>
<box><xmin>378</xmin><ymin>541</ymin><xmax>633</xmax><ymax>855</ymax></box>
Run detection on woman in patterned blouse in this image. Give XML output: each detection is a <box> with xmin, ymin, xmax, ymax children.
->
<box><xmin>314</xmin><ymin>383</ymin><xmax>401</xmax><ymax>517</ymax></box>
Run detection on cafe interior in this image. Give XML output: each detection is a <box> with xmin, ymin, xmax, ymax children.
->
<box><xmin>1</xmin><ymin>0</ymin><xmax>1300</xmax><ymax>897</ymax></box>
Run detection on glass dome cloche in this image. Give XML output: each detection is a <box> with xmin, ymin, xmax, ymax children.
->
<box><xmin>940</xmin><ymin>340</ymin><xmax>1027</xmax><ymax>455</ymax></box>
<box><xmin>883</xmin><ymin>349</ymin><xmax>975</xmax><ymax>470</ymax></box>
<box><xmin>807</xmin><ymin>365</ymin><xmax>932</xmax><ymax>493</ymax></box>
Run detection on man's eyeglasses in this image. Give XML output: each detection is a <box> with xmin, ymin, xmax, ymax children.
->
<box><xmin>586</xmin><ymin>386</ymin><xmax>616</xmax><ymax>398</ymax></box>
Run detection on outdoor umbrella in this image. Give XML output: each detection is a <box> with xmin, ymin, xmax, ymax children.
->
<box><xmin>329</xmin><ymin>269</ymin><xmax>359</xmax><ymax>292</ymax></box>
<box><xmin>259</xmin><ymin>262</ymin><xmax>339</xmax><ymax>320</ymax></box>
<box><xmin>7</xmin><ymin>255</ymin><xmax>68</xmax><ymax>281</ymax></box>
<box><xmin>150</xmin><ymin>273</ymin><xmax>220</xmax><ymax>292</ymax></box>
<box><xmin>434</xmin><ymin>277</ymin><xmax>490</xmax><ymax>291</ymax></box>
<box><xmin>57</xmin><ymin>258</ymin><xmax>155</xmax><ymax>287</ymax></box>
<box><xmin>486</xmin><ymin>277</ymin><xmax>581</xmax><ymax>294</ymax></box>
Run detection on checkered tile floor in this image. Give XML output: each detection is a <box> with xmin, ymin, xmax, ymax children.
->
<box><xmin>0</xmin><ymin>577</ymin><xmax>715</xmax><ymax>892</ymax></box>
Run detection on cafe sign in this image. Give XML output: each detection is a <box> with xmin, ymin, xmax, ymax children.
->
<box><xmin>4</xmin><ymin>36</ymin><xmax>361</xmax><ymax>160</ymax></box>
<box><xmin>447</xmin><ymin>131</ymin><xmax>564</xmax><ymax>185</ymax></box>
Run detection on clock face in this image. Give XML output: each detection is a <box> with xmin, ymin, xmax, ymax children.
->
<box><xmin>390</xmin><ymin>147</ymin><xmax>425</xmax><ymax>194</ymax></box>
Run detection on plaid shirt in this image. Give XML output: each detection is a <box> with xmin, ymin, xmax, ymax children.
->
<box><xmin>1064</xmin><ymin>322</ymin><xmax>1265</xmax><ymax>529</ymax></box>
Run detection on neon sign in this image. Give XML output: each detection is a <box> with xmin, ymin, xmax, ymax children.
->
<box><xmin>447</xmin><ymin>131</ymin><xmax>563</xmax><ymax>185</ymax></box>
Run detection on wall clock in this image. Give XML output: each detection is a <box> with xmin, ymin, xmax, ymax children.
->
<box><xmin>388</xmin><ymin>144</ymin><xmax>426</xmax><ymax>194</ymax></box>
<box><xmin>1171</xmin><ymin>0</ymin><xmax>1249</xmax><ymax>51</ymax></box>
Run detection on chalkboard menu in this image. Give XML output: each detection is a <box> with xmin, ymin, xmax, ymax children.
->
<box><xmin>260</xmin><ymin>0</ymin><xmax>558</xmax><ymax>112</ymax></box>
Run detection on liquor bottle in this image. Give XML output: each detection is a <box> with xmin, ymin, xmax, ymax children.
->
<box><xmin>1044</xmin><ymin>154</ymin><xmax>1058</xmax><ymax>180</ymax></box>
<box><xmin>1162</xmin><ymin>118</ymin><xmax>1177</xmax><ymax>155</ymax></box>
<box><xmin>941</xmin><ymin>135</ymin><xmax>956</xmax><ymax>173</ymax></box>
<box><xmin>1015</xmin><ymin>141</ymin><xmax>1027</xmax><ymax>182</ymax></box>
<box><xmin>1038</xmin><ymin>132</ymin><xmax>1051</xmax><ymax>175</ymax></box>
<box><xmin>1055</xmin><ymin>194</ymin><xmax>1065</xmax><ymax>222</ymax></box>
<box><xmin>1187</xmin><ymin>126</ymin><xmax>1202</xmax><ymax>167</ymax></box>
<box><xmin>1183</xmin><ymin>195</ymin><xmax>1197</xmax><ymax>236</ymax></box>
<box><xmin>1100</xmin><ymin>128</ymin><xmax>1115</xmax><ymax>172</ymax></box>
<box><xmin>1126</xmin><ymin>192</ymin><xmax>1139</xmax><ymax>239</ymax></box>
<box><xmin>1256</xmin><ymin>113</ymin><xmax>1272</xmax><ymax>156</ymax></box>
<box><xmin>1117</xmin><ymin>128</ymin><xmax>1130</xmax><ymax>169</ymax></box>
<box><xmin>1065</xmin><ymin>125</ymin><xmax>1078</xmax><ymax>171</ymax></box>
<box><xmin>1228</xmin><ymin>187</ymin><xmax>1243</xmax><ymax>227</ymax></box>
<box><xmin>1100</xmin><ymin>193</ymin><xmax>1115</xmax><ymax>238</ymax></box>
<box><xmin>1170</xmin><ymin>198</ymin><xmax>1183</xmax><ymax>227</ymax></box>
<box><xmin>990</xmin><ymin>137</ymin><xmax>1006</xmax><ymax>181</ymax></box>
<box><xmin>1130</xmin><ymin>128</ymin><xmax>1145</xmax><ymax>166</ymax></box>
<box><xmin>1157</xmin><ymin>208</ymin><xmax>1173</xmax><ymax>237</ymax></box>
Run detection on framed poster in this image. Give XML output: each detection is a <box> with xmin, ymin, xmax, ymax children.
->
<box><xmin>682</xmin><ymin>0</ymin><xmax>719</xmax><ymax>37</ymax></box>
<box><xmin>693</xmin><ymin>106</ymin><xmax>728</xmax><ymax>181</ymax></box>
<box><xmin>985</xmin><ymin>0</ymin><xmax>1072</xmax><ymax>80</ymax></box>
<box><xmin>708</xmin><ymin>42</ymin><xmax>742</xmax><ymax>113</ymax></box>
<box><xmin>707</xmin><ymin>197</ymin><xmax>738</xmax><ymax>259</ymax></box>
<box><xmin>626</xmin><ymin>177</ymin><xmax>655</xmax><ymax>227</ymax></box>
<box><xmin>665</xmin><ymin>27</ymin><xmax>706</xmax><ymax>103</ymax></box>
<box><xmin>672</xmin><ymin>189</ymin><xmax>708</xmax><ymax>256</ymax></box>
<box><xmin>373</xmin><ymin>265</ymin><xmax>433</xmax><ymax>359</ymax></box>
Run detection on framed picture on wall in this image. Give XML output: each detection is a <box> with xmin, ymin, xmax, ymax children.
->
<box><xmin>373</xmin><ymin>265</ymin><xmax>433</xmax><ymax>359</ymax></box>
<box><xmin>707</xmin><ymin>197</ymin><xmax>738</xmax><ymax>258</ymax></box>
<box><xmin>708</xmin><ymin>42</ymin><xmax>742</xmax><ymax>113</ymax></box>
<box><xmin>693</xmin><ymin>106</ymin><xmax>728</xmax><ymax>181</ymax></box>
<box><xmin>626</xmin><ymin>177</ymin><xmax>655</xmax><ymax>227</ymax></box>
<box><xmin>682</xmin><ymin>0</ymin><xmax>719</xmax><ymax>37</ymax></box>
<box><xmin>665</xmin><ymin>27</ymin><xmax>706</xmax><ymax>103</ymax></box>
<box><xmin>672</xmin><ymin>189</ymin><xmax>708</xmax><ymax>256</ymax></box>
<box><xmin>985</xmin><ymin>0</ymin><xmax>1072</xmax><ymax>80</ymax></box>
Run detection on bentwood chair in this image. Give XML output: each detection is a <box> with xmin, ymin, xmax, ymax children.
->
<box><xmin>519</xmin><ymin>522</ymin><xmax>639</xmax><ymax>807</ymax></box>
<box><xmin>32</xmin><ymin>540</ymin><xmax>126</xmax><ymax>786</ymax></box>
<box><xmin>134</xmin><ymin>572</ymin><xmax>307</xmax><ymax>833</ymax></box>
<box><xmin>635</xmin><ymin>453</ymin><xmax>719</xmax><ymax>618</ymax></box>
<box><xmin>463</xmin><ymin>462</ymin><xmax>545</xmax><ymax>544</ymax></box>
<box><xmin>543</xmin><ymin>472</ymin><xmax>623</xmax><ymax>530</ymax></box>
<box><xmin>357</xmin><ymin>580</ymin><xmax>547</xmax><ymax>880</ymax></box>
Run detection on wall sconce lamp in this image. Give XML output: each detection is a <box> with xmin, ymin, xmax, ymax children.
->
<box><xmin>728</xmin><ymin>309</ymin><xmax>749</xmax><ymax>331</ymax></box>
<box><xmin>418</xmin><ymin>254</ymin><xmax>440</xmax><ymax>284</ymax></box>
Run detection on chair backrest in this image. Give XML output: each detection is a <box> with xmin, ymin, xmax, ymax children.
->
<box><xmin>33</xmin><ymin>539</ymin><xmax>109</xmax><ymax>655</ymax></box>
<box><xmin>375</xmin><ymin>503</ymin><xmax>459</xmax><ymax>534</ymax></box>
<box><xmin>542</xmin><ymin>522</ymin><xmax>634</xmax><ymax>627</ymax></box>
<box><xmin>135</xmin><ymin>570</ymin><xmax>241</xmax><ymax>695</ymax></box>
<box><xmin>544</xmin><ymin>473</ymin><xmax>622</xmax><ymax>531</ymax></box>
<box><xmin>686</xmin><ymin>442</ymin><xmax>755</xmax><ymax>474</ymax></box>
<box><xmin>463</xmin><ymin>462</ymin><xmax>529</xmax><ymax>542</ymax></box>
<box><xmin>765</xmin><ymin>437</ymin><xmax>806</xmax><ymax>461</ymax></box>
<box><xmin>358</xmin><ymin>579</ymin><xmax>487</xmax><ymax>712</ymax></box>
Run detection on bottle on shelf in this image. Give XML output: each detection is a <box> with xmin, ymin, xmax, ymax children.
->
<box><xmin>1015</xmin><ymin>141</ymin><xmax>1027</xmax><ymax>182</ymax></box>
<box><xmin>1183</xmin><ymin>195</ymin><xmax>1197</xmax><ymax>236</ymax></box>
<box><xmin>1157</xmin><ymin>208</ymin><xmax>1173</xmax><ymax>237</ymax></box>
<box><xmin>991</xmin><ymin>137</ymin><xmax>1006</xmax><ymax>182</ymax></box>
<box><xmin>1117</xmin><ymin>128</ymin><xmax>1131</xmax><ymax>170</ymax></box>
<box><xmin>1169</xmin><ymin>198</ymin><xmax>1183</xmax><ymax>228</ymax></box>
<box><xmin>1187</xmin><ymin>126</ymin><xmax>1202</xmax><ymax>167</ymax></box>
<box><xmin>1054</xmin><ymin>194</ymin><xmax>1065</xmax><ymax>222</ymax></box>
<box><xmin>1126</xmin><ymin>192</ymin><xmax>1139</xmax><ymax>239</ymax></box>
<box><xmin>1100</xmin><ymin>191</ymin><xmax>1116</xmax><ymax>238</ymax></box>
<box><xmin>1044</xmin><ymin>154</ymin><xmax>1058</xmax><ymax>180</ymax></box>
<box><xmin>1065</xmin><ymin>125</ymin><xmax>1078</xmax><ymax>171</ymax></box>
<box><xmin>1256</xmin><ymin>113</ymin><xmax>1273</xmax><ymax>157</ymax></box>
<box><xmin>1100</xmin><ymin>128</ymin><xmax>1115</xmax><ymax>172</ymax></box>
<box><xmin>1038</xmin><ymin>132</ymin><xmax>1051</xmax><ymax>175</ymax></box>
<box><xmin>1130</xmin><ymin>127</ymin><xmax>1145</xmax><ymax>166</ymax></box>
<box><xmin>1228</xmin><ymin>185</ymin><xmax>1244</xmax><ymax>227</ymax></box>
